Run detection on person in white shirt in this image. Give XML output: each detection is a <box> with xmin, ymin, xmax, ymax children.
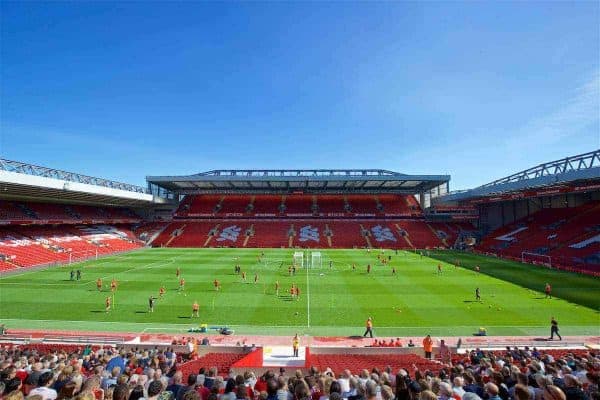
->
<box><xmin>453</xmin><ymin>377</ymin><xmax>466</xmax><ymax>399</ymax></box>
<box><xmin>337</xmin><ymin>370</ymin><xmax>351</xmax><ymax>395</ymax></box>
<box><xmin>29</xmin><ymin>372</ymin><xmax>58</xmax><ymax>400</ymax></box>
<box><xmin>343</xmin><ymin>377</ymin><xmax>359</xmax><ymax>399</ymax></box>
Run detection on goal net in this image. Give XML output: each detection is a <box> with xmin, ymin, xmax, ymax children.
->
<box><xmin>521</xmin><ymin>252</ymin><xmax>551</xmax><ymax>267</ymax></box>
<box><xmin>293</xmin><ymin>251</ymin><xmax>304</xmax><ymax>268</ymax></box>
<box><xmin>311</xmin><ymin>252</ymin><xmax>322</xmax><ymax>269</ymax></box>
<box><xmin>68</xmin><ymin>249</ymin><xmax>99</xmax><ymax>264</ymax></box>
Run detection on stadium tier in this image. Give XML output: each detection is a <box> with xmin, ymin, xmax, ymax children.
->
<box><xmin>0</xmin><ymin>200</ymin><xmax>141</xmax><ymax>223</ymax></box>
<box><xmin>0</xmin><ymin>224</ymin><xmax>142</xmax><ymax>269</ymax></box>
<box><xmin>148</xmin><ymin>218</ymin><xmax>467</xmax><ymax>249</ymax></box>
<box><xmin>174</xmin><ymin>194</ymin><xmax>422</xmax><ymax>218</ymax></box>
<box><xmin>1</xmin><ymin>155</ymin><xmax>599</xmax><ymax>274</ymax></box>
<box><xmin>477</xmin><ymin>202</ymin><xmax>600</xmax><ymax>273</ymax></box>
<box><xmin>0</xmin><ymin>340</ymin><xmax>597</xmax><ymax>400</ymax></box>
<box><xmin>152</xmin><ymin>192</ymin><xmax>468</xmax><ymax>249</ymax></box>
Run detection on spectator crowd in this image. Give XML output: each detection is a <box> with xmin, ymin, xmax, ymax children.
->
<box><xmin>0</xmin><ymin>344</ymin><xmax>598</xmax><ymax>400</ymax></box>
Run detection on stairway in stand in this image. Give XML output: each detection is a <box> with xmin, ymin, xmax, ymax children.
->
<box><xmin>204</xmin><ymin>224</ymin><xmax>221</xmax><ymax>247</ymax></box>
<box><xmin>165</xmin><ymin>224</ymin><xmax>186</xmax><ymax>247</ymax></box>
<box><xmin>360</xmin><ymin>224</ymin><xmax>373</xmax><ymax>248</ymax></box>
<box><xmin>395</xmin><ymin>223</ymin><xmax>415</xmax><ymax>249</ymax></box>
<box><xmin>248</xmin><ymin>196</ymin><xmax>255</xmax><ymax>214</ymax></box>
<box><xmin>242</xmin><ymin>224</ymin><xmax>254</xmax><ymax>247</ymax></box>
<box><xmin>288</xmin><ymin>224</ymin><xmax>295</xmax><ymax>248</ymax></box>
<box><xmin>325</xmin><ymin>224</ymin><xmax>332</xmax><ymax>248</ymax></box>
<box><xmin>427</xmin><ymin>223</ymin><xmax>448</xmax><ymax>247</ymax></box>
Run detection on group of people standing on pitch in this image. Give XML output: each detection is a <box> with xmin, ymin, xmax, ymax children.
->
<box><xmin>69</xmin><ymin>269</ymin><xmax>82</xmax><ymax>281</ymax></box>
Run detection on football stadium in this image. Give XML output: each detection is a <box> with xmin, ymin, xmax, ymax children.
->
<box><xmin>0</xmin><ymin>151</ymin><xmax>599</xmax><ymax>367</ymax></box>
<box><xmin>1</xmin><ymin>2</ymin><xmax>599</xmax><ymax>400</ymax></box>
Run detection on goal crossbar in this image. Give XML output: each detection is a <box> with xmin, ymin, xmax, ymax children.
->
<box><xmin>311</xmin><ymin>251</ymin><xmax>322</xmax><ymax>269</ymax></box>
<box><xmin>521</xmin><ymin>251</ymin><xmax>551</xmax><ymax>267</ymax></box>
<box><xmin>293</xmin><ymin>251</ymin><xmax>304</xmax><ymax>268</ymax></box>
<box><xmin>68</xmin><ymin>249</ymin><xmax>99</xmax><ymax>264</ymax></box>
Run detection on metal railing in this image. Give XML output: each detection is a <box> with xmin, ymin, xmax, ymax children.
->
<box><xmin>195</xmin><ymin>169</ymin><xmax>409</xmax><ymax>177</ymax></box>
<box><xmin>0</xmin><ymin>159</ymin><xmax>149</xmax><ymax>194</ymax></box>
<box><xmin>436</xmin><ymin>150</ymin><xmax>600</xmax><ymax>202</ymax></box>
<box><xmin>479</xmin><ymin>149</ymin><xmax>600</xmax><ymax>188</ymax></box>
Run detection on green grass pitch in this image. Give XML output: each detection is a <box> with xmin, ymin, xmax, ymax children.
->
<box><xmin>0</xmin><ymin>248</ymin><xmax>598</xmax><ymax>337</ymax></box>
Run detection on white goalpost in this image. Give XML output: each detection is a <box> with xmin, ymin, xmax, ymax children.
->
<box><xmin>521</xmin><ymin>252</ymin><xmax>552</xmax><ymax>267</ymax></box>
<box><xmin>68</xmin><ymin>249</ymin><xmax>99</xmax><ymax>264</ymax></box>
<box><xmin>293</xmin><ymin>251</ymin><xmax>304</xmax><ymax>268</ymax></box>
<box><xmin>310</xmin><ymin>252</ymin><xmax>322</xmax><ymax>269</ymax></box>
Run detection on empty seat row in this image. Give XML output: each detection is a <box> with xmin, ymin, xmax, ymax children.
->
<box><xmin>175</xmin><ymin>195</ymin><xmax>422</xmax><ymax>217</ymax></box>
<box><xmin>0</xmin><ymin>200</ymin><xmax>140</xmax><ymax>222</ymax></box>
<box><xmin>0</xmin><ymin>224</ymin><xmax>142</xmax><ymax>269</ymax></box>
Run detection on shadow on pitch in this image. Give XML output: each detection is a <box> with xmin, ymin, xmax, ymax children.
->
<box><xmin>90</xmin><ymin>310</ymin><xmax>104</xmax><ymax>314</ymax></box>
<box><xmin>135</xmin><ymin>311</ymin><xmax>148</xmax><ymax>314</ymax></box>
<box><xmin>463</xmin><ymin>300</ymin><xmax>480</xmax><ymax>303</ymax></box>
<box><xmin>178</xmin><ymin>316</ymin><xmax>192</xmax><ymax>319</ymax></box>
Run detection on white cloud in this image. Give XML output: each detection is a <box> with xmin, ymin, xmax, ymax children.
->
<box><xmin>504</xmin><ymin>71</ymin><xmax>600</xmax><ymax>149</ymax></box>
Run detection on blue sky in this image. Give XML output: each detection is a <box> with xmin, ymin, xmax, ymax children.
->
<box><xmin>1</xmin><ymin>2</ymin><xmax>598</xmax><ymax>190</ymax></box>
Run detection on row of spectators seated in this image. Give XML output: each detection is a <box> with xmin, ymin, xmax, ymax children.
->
<box><xmin>0</xmin><ymin>200</ymin><xmax>139</xmax><ymax>222</ymax></box>
<box><xmin>175</xmin><ymin>195</ymin><xmax>422</xmax><ymax>217</ymax></box>
<box><xmin>151</xmin><ymin>220</ymin><xmax>467</xmax><ymax>249</ymax></box>
<box><xmin>0</xmin><ymin>340</ymin><xmax>597</xmax><ymax>400</ymax></box>
<box><xmin>478</xmin><ymin>202</ymin><xmax>600</xmax><ymax>273</ymax></box>
<box><xmin>0</xmin><ymin>224</ymin><xmax>142</xmax><ymax>270</ymax></box>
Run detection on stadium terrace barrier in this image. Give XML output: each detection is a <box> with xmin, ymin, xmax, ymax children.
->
<box><xmin>0</xmin><ymin>333</ymin><xmax>192</xmax><ymax>352</ymax></box>
<box><xmin>0</xmin><ymin>334</ymin><xmax>33</xmax><ymax>344</ymax></box>
<box><xmin>451</xmin><ymin>348</ymin><xmax>593</xmax><ymax>365</ymax></box>
<box><xmin>458</xmin><ymin>337</ymin><xmax>588</xmax><ymax>351</ymax></box>
<box><xmin>0</xmin><ymin>343</ymin><xmax>113</xmax><ymax>353</ymax></box>
<box><xmin>43</xmin><ymin>335</ymin><xmax>127</xmax><ymax>346</ymax></box>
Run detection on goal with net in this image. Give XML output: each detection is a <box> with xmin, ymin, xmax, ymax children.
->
<box><xmin>310</xmin><ymin>251</ymin><xmax>322</xmax><ymax>269</ymax></box>
<box><xmin>521</xmin><ymin>252</ymin><xmax>551</xmax><ymax>267</ymax></box>
<box><xmin>68</xmin><ymin>249</ymin><xmax>99</xmax><ymax>264</ymax></box>
<box><xmin>293</xmin><ymin>251</ymin><xmax>304</xmax><ymax>268</ymax></box>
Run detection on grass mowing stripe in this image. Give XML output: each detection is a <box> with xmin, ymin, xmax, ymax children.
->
<box><xmin>428</xmin><ymin>250</ymin><xmax>600</xmax><ymax>310</ymax></box>
<box><xmin>1</xmin><ymin>248</ymin><xmax>598</xmax><ymax>336</ymax></box>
